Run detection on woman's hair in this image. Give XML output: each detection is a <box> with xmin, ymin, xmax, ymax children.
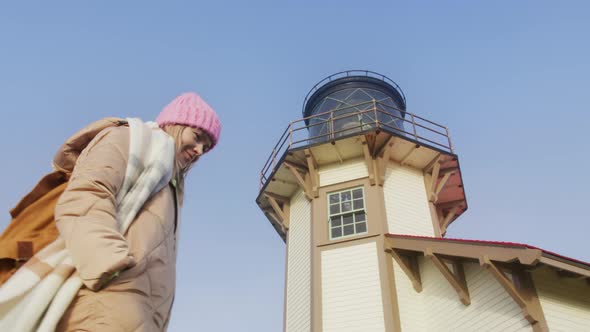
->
<box><xmin>161</xmin><ymin>124</ymin><xmax>195</xmax><ymax>205</ymax></box>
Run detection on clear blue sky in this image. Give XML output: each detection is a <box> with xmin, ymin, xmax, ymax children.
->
<box><xmin>1</xmin><ymin>1</ymin><xmax>588</xmax><ymax>331</ymax></box>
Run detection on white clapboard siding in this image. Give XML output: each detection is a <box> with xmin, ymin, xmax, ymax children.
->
<box><xmin>532</xmin><ymin>268</ymin><xmax>590</xmax><ymax>331</ymax></box>
<box><xmin>319</xmin><ymin>158</ymin><xmax>368</xmax><ymax>187</ymax></box>
<box><xmin>321</xmin><ymin>242</ymin><xmax>385</xmax><ymax>332</ymax></box>
<box><xmin>392</xmin><ymin>259</ymin><xmax>428</xmax><ymax>331</ymax></box>
<box><xmin>285</xmin><ymin>189</ymin><xmax>312</xmax><ymax>332</ymax></box>
<box><xmin>383</xmin><ymin>164</ymin><xmax>435</xmax><ymax>236</ymax></box>
<box><xmin>394</xmin><ymin>259</ymin><xmax>532</xmax><ymax>331</ymax></box>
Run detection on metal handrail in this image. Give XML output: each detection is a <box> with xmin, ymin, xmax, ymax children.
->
<box><xmin>259</xmin><ymin>104</ymin><xmax>453</xmax><ymax>189</ymax></box>
<box><xmin>299</xmin><ymin>99</ymin><xmax>383</xmax><ymax>123</ymax></box>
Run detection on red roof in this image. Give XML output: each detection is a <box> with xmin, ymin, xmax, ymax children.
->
<box><xmin>386</xmin><ymin>233</ymin><xmax>590</xmax><ymax>268</ymax></box>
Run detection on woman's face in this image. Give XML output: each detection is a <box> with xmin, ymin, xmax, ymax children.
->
<box><xmin>178</xmin><ymin>126</ymin><xmax>213</xmax><ymax>169</ymax></box>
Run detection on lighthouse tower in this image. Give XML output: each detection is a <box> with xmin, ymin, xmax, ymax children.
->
<box><xmin>257</xmin><ymin>71</ymin><xmax>590</xmax><ymax>332</ymax></box>
<box><xmin>257</xmin><ymin>70</ymin><xmax>467</xmax><ymax>331</ymax></box>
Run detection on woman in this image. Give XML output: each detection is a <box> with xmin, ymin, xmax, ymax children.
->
<box><xmin>53</xmin><ymin>92</ymin><xmax>221</xmax><ymax>331</ymax></box>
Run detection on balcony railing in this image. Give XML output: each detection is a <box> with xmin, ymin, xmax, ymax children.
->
<box><xmin>260</xmin><ymin>100</ymin><xmax>453</xmax><ymax>190</ymax></box>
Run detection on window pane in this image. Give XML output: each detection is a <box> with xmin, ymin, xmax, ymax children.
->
<box><xmin>352</xmin><ymin>188</ymin><xmax>363</xmax><ymax>199</ymax></box>
<box><xmin>331</xmin><ymin>216</ymin><xmax>341</xmax><ymax>226</ymax></box>
<box><xmin>342</xmin><ymin>214</ymin><xmax>353</xmax><ymax>225</ymax></box>
<box><xmin>331</xmin><ymin>227</ymin><xmax>342</xmax><ymax>238</ymax></box>
<box><xmin>355</xmin><ymin>212</ymin><xmax>366</xmax><ymax>222</ymax></box>
<box><xmin>329</xmin><ymin>194</ymin><xmax>340</xmax><ymax>204</ymax></box>
<box><xmin>356</xmin><ymin>222</ymin><xmax>367</xmax><ymax>233</ymax></box>
<box><xmin>342</xmin><ymin>201</ymin><xmax>352</xmax><ymax>212</ymax></box>
<box><xmin>353</xmin><ymin>199</ymin><xmax>364</xmax><ymax>210</ymax></box>
<box><xmin>343</xmin><ymin>225</ymin><xmax>354</xmax><ymax>236</ymax></box>
<box><xmin>341</xmin><ymin>191</ymin><xmax>351</xmax><ymax>202</ymax></box>
<box><xmin>330</xmin><ymin>204</ymin><xmax>340</xmax><ymax>215</ymax></box>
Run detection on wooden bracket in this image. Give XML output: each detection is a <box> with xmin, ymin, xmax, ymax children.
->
<box><xmin>516</xmin><ymin>267</ymin><xmax>550</xmax><ymax>331</ymax></box>
<box><xmin>424</xmin><ymin>155</ymin><xmax>456</xmax><ymax>203</ymax></box>
<box><xmin>437</xmin><ymin>200</ymin><xmax>465</xmax><ymax>210</ymax></box>
<box><xmin>432</xmin><ymin>169</ymin><xmax>456</xmax><ymax>202</ymax></box>
<box><xmin>426</xmin><ymin>249</ymin><xmax>470</xmax><ymax>305</ymax></box>
<box><xmin>264</xmin><ymin>208</ymin><xmax>287</xmax><ymax>234</ymax></box>
<box><xmin>360</xmin><ymin>135</ymin><xmax>377</xmax><ymax>186</ymax></box>
<box><xmin>304</xmin><ymin>149</ymin><xmax>319</xmax><ymax>198</ymax></box>
<box><xmin>433</xmin><ymin>173</ymin><xmax>451</xmax><ymax>200</ymax></box>
<box><xmin>556</xmin><ymin>269</ymin><xmax>585</xmax><ymax>279</ymax></box>
<box><xmin>439</xmin><ymin>167</ymin><xmax>458</xmax><ymax>177</ymax></box>
<box><xmin>284</xmin><ymin>161</ymin><xmax>313</xmax><ymax>200</ymax></box>
<box><xmin>428</xmin><ymin>160</ymin><xmax>441</xmax><ymax>201</ymax></box>
<box><xmin>264</xmin><ymin>193</ymin><xmax>290</xmax><ymax>229</ymax></box>
<box><xmin>480</xmin><ymin>256</ymin><xmax>540</xmax><ymax>325</ymax></box>
<box><xmin>440</xmin><ymin>205</ymin><xmax>460</xmax><ymax>235</ymax></box>
<box><xmin>424</xmin><ymin>154</ymin><xmax>441</xmax><ymax>173</ymax></box>
<box><xmin>263</xmin><ymin>191</ymin><xmax>289</xmax><ymax>202</ymax></box>
<box><xmin>388</xmin><ymin>249</ymin><xmax>422</xmax><ymax>292</ymax></box>
<box><xmin>283</xmin><ymin>160</ymin><xmax>308</xmax><ymax>173</ymax></box>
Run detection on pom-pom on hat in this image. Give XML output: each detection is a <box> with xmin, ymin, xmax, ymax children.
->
<box><xmin>156</xmin><ymin>92</ymin><xmax>221</xmax><ymax>149</ymax></box>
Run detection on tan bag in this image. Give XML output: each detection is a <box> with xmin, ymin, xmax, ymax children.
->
<box><xmin>0</xmin><ymin>118</ymin><xmax>127</xmax><ymax>285</ymax></box>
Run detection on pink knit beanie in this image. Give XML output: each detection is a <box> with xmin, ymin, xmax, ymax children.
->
<box><xmin>156</xmin><ymin>92</ymin><xmax>221</xmax><ymax>149</ymax></box>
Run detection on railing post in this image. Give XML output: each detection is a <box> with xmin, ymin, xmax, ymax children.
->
<box><xmin>289</xmin><ymin>122</ymin><xmax>293</xmax><ymax>147</ymax></box>
<box><xmin>271</xmin><ymin>147</ymin><xmax>277</xmax><ymax>171</ymax></box>
<box><xmin>445</xmin><ymin>127</ymin><xmax>453</xmax><ymax>153</ymax></box>
<box><xmin>330</xmin><ymin>111</ymin><xmax>335</xmax><ymax>141</ymax></box>
<box><xmin>373</xmin><ymin>99</ymin><xmax>378</xmax><ymax>130</ymax></box>
<box><xmin>411</xmin><ymin>113</ymin><xmax>418</xmax><ymax>140</ymax></box>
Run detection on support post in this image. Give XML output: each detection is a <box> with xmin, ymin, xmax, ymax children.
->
<box><xmin>376</xmin><ymin>137</ymin><xmax>395</xmax><ymax>186</ymax></box>
<box><xmin>304</xmin><ymin>149</ymin><xmax>319</xmax><ymax>198</ymax></box>
<box><xmin>360</xmin><ymin>135</ymin><xmax>377</xmax><ymax>185</ymax></box>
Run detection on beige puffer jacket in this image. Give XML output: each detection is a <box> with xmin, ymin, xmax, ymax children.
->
<box><xmin>54</xmin><ymin>125</ymin><xmax>178</xmax><ymax>332</ymax></box>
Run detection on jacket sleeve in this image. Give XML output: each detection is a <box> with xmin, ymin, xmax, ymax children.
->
<box><xmin>55</xmin><ymin>126</ymin><xmax>135</xmax><ymax>291</ymax></box>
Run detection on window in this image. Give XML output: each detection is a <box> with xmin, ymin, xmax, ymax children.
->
<box><xmin>328</xmin><ymin>187</ymin><xmax>367</xmax><ymax>239</ymax></box>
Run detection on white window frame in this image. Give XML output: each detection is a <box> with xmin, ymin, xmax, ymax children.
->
<box><xmin>327</xmin><ymin>186</ymin><xmax>367</xmax><ymax>240</ymax></box>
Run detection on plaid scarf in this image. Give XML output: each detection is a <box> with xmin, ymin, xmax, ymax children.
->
<box><xmin>0</xmin><ymin>118</ymin><xmax>175</xmax><ymax>331</ymax></box>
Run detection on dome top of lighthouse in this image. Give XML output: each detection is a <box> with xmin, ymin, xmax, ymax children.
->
<box><xmin>302</xmin><ymin>70</ymin><xmax>406</xmax><ymax>125</ymax></box>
